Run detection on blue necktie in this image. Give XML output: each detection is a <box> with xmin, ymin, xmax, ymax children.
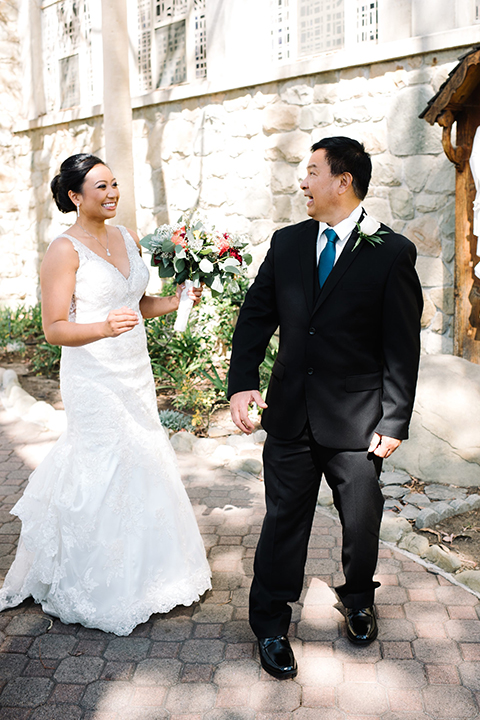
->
<box><xmin>318</xmin><ymin>227</ymin><xmax>338</xmax><ymax>288</ymax></box>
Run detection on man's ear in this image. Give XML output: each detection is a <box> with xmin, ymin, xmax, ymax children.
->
<box><xmin>337</xmin><ymin>172</ymin><xmax>353</xmax><ymax>195</ymax></box>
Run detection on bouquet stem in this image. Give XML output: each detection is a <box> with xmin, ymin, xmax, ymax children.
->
<box><xmin>174</xmin><ymin>279</ymin><xmax>194</xmax><ymax>332</ymax></box>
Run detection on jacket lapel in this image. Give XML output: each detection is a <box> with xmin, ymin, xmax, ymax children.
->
<box><xmin>298</xmin><ymin>220</ymin><xmax>319</xmax><ymax>314</ymax></box>
<box><xmin>312</xmin><ymin>213</ymin><xmax>365</xmax><ymax>314</ymax></box>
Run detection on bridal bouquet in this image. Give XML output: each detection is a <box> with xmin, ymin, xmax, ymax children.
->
<box><xmin>140</xmin><ymin>214</ymin><xmax>252</xmax><ymax>331</ymax></box>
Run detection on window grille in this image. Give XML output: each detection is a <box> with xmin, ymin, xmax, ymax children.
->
<box><xmin>194</xmin><ymin>0</ymin><xmax>207</xmax><ymax>78</ymax></box>
<box><xmin>42</xmin><ymin>0</ymin><xmax>92</xmax><ymax>112</ymax></box>
<box><xmin>155</xmin><ymin>0</ymin><xmax>188</xmax><ymax>22</ymax></box>
<box><xmin>272</xmin><ymin>0</ymin><xmax>291</xmax><ymax>62</ymax></box>
<box><xmin>138</xmin><ymin>0</ymin><xmax>206</xmax><ymax>91</ymax></box>
<box><xmin>138</xmin><ymin>0</ymin><xmax>153</xmax><ymax>92</ymax></box>
<box><xmin>357</xmin><ymin>0</ymin><xmax>378</xmax><ymax>42</ymax></box>
<box><xmin>298</xmin><ymin>0</ymin><xmax>344</xmax><ymax>57</ymax></box>
<box><xmin>155</xmin><ymin>20</ymin><xmax>187</xmax><ymax>87</ymax></box>
<box><xmin>475</xmin><ymin>0</ymin><xmax>480</xmax><ymax>22</ymax></box>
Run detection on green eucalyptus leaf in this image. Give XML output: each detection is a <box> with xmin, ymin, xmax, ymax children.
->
<box><xmin>173</xmin><ymin>257</ymin><xmax>186</xmax><ymax>273</ymax></box>
<box><xmin>243</xmin><ymin>253</ymin><xmax>252</xmax><ymax>265</ymax></box>
<box><xmin>211</xmin><ymin>275</ymin><xmax>224</xmax><ymax>294</ymax></box>
<box><xmin>140</xmin><ymin>234</ymin><xmax>153</xmax><ymax>248</ymax></box>
<box><xmin>163</xmin><ymin>238</ymin><xmax>175</xmax><ymax>253</ymax></box>
<box><xmin>158</xmin><ymin>264</ymin><xmax>174</xmax><ymax>278</ymax></box>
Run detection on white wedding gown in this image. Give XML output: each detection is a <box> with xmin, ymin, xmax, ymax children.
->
<box><xmin>0</xmin><ymin>227</ymin><xmax>211</xmax><ymax>635</ymax></box>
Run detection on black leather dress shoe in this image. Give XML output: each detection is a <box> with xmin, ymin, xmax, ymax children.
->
<box><xmin>345</xmin><ymin>606</ymin><xmax>378</xmax><ymax>645</ymax></box>
<box><xmin>258</xmin><ymin>636</ymin><xmax>298</xmax><ymax>679</ymax></box>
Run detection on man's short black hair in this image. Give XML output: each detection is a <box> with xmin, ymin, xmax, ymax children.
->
<box><xmin>311</xmin><ymin>137</ymin><xmax>372</xmax><ymax>200</ymax></box>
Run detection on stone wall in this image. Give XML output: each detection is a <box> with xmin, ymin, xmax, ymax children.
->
<box><xmin>1</xmin><ymin>44</ymin><xmax>465</xmax><ymax>356</ymax></box>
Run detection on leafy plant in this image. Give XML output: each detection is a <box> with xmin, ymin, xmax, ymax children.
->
<box><xmin>159</xmin><ymin>409</ymin><xmax>193</xmax><ymax>432</ymax></box>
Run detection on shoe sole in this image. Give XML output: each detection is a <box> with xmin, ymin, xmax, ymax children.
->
<box><xmin>347</xmin><ymin>627</ymin><xmax>378</xmax><ymax>646</ymax></box>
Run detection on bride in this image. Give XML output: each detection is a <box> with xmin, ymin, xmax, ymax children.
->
<box><xmin>0</xmin><ymin>153</ymin><xmax>211</xmax><ymax>635</ymax></box>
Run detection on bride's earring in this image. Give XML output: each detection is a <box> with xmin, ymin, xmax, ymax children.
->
<box><xmin>76</xmin><ymin>204</ymin><xmax>80</xmax><ymax>219</ymax></box>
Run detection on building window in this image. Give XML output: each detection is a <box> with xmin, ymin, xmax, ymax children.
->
<box><xmin>475</xmin><ymin>0</ymin><xmax>480</xmax><ymax>22</ymax></box>
<box><xmin>42</xmin><ymin>0</ymin><xmax>93</xmax><ymax>113</ymax></box>
<box><xmin>357</xmin><ymin>0</ymin><xmax>378</xmax><ymax>42</ymax></box>
<box><xmin>272</xmin><ymin>0</ymin><xmax>291</xmax><ymax>62</ymax></box>
<box><xmin>137</xmin><ymin>0</ymin><xmax>207</xmax><ymax>92</ymax></box>
<box><xmin>298</xmin><ymin>0</ymin><xmax>344</xmax><ymax>58</ymax></box>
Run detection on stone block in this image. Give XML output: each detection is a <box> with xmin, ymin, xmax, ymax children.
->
<box><xmin>405</xmin><ymin>215</ymin><xmax>441</xmax><ymax>257</ymax></box>
<box><xmin>455</xmin><ymin>570</ymin><xmax>480</xmax><ymax>594</ymax></box>
<box><xmin>449</xmin><ymin>498</ymin><xmax>470</xmax><ymax>515</ymax></box>
<box><xmin>313</xmin><ymin>81</ymin><xmax>338</xmax><ymax>104</ymax></box>
<box><xmin>466</xmin><ymin>494</ymin><xmax>480</xmax><ymax>510</ymax></box>
<box><xmin>415</xmin><ymin>508</ymin><xmax>440</xmax><ymax>529</ymax></box>
<box><xmin>422</xmin><ymin>544</ymin><xmax>462</xmax><ymax>573</ymax></box>
<box><xmin>429</xmin><ymin>501</ymin><xmax>455</xmax><ymax>520</ymax></box>
<box><xmin>425</xmin><ymin>484</ymin><xmax>466</xmax><ymax>501</ymax></box>
<box><xmin>362</xmin><ymin>196</ymin><xmax>393</xmax><ymax>225</ymax></box>
<box><xmin>382</xmin><ymin>485</ymin><xmax>408</xmax><ymax>499</ymax></box>
<box><xmin>389</xmin><ymin>188</ymin><xmax>414</xmax><ymax>220</ymax></box>
<box><xmin>380</xmin><ymin>471</ymin><xmax>410</xmax><ymax>486</ymax></box>
<box><xmin>299</xmin><ymin>105</ymin><xmax>334</xmax><ymax>130</ymax></box>
<box><xmin>387</xmin><ymin>85</ymin><xmax>443</xmax><ymax>156</ymax></box>
<box><xmin>425</xmin><ymin>155</ymin><xmax>456</xmax><ymax>194</ymax></box>
<box><xmin>266</xmin><ymin>131</ymin><xmax>312</xmax><ymax>163</ymax></box>
<box><xmin>398</xmin><ymin>532</ymin><xmax>430</xmax><ymax>556</ymax></box>
<box><xmin>415</xmin><ymin>256</ymin><xmax>450</xmax><ymax>288</ymax></box>
<box><xmin>371</xmin><ymin>154</ymin><xmax>402</xmax><ymax>187</ymax></box>
<box><xmin>280</xmin><ymin>83</ymin><xmax>314</xmax><ymax>106</ymax></box>
<box><xmin>380</xmin><ymin>515</ymin><xmax>412</xmax><ymax>543</ymax></box>
<box><xmin>403</xmin><ymin>492</ymin><xmax>431</xmax><ymax>508</ymax></box>
<box><xmin>271</xmin><ymin>162</ymin><xmax>299</xmax><ymax>194</ymax></box>
<box><xmin>430</xmin><ymin>287</ymin><xmax>454</xmax><ymax>315</ymax></box>
<box><xmin>334</xmin><ymin>99</ymin><xmax>371</xmax><ymax>125</ymax></box>
<box><xmin>399</xmin><ymin>505</ymin><xmax>420</xmax><ymax>521</ymax></box>
<box><xmin>263</xmin><ymin>104</ymin><xmax>300</xmax><ymax>133</ymax></box>
<box><xmin>272</xmin><ymin>195</ymin><xmax>292</xmax><ymax>222</ymax></box>
<box><xmin>422</xmin><ymin>684</ymin><xmax>479</xmax><ymax>719</ymax></box>
<box><xmin>416</xmin><ymin>192</ymin><xmax>445</xmax><ymax>213</ymax></box>
<box><xmin>54</xmin><ymin>656</ymin><xmax>104</xmax><ymax>684</ymax></box>
<box><xmin>170</xmin><ymin>432</ymin><xmax>197</xmax><ymax>453</ymax></box>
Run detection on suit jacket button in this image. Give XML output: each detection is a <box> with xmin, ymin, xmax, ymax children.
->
<box><xmin>307</xmin><ymin>368</ymin><xmax>314</xmax><ymax>375</ymax></box>
<box><xmin>309</xmin><ymin>327</ymin><xmax>316</xmax><ymax>335</ymax></box>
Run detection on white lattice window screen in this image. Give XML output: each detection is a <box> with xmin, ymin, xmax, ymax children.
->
<box><xmin>155</xmin><ymin>20</ymin><xmax>186</xmax><ymax>87</ymax></box>
<box><xmin>138</xmin><ymin>0</ymin><xmax>207</xmax><ymax>91</ymax></box>
<box><xmin>194</xmin><ymin>0</ymin><xmax>207</xmax><ymax>79</ymax></box>
<box><xmin>155</xmin><ymin>0</ymin><xmax>188</xmax><ymax>22</ymax></box>
<box><xmin>272</xmin><ymin>0</ymin><xmax>291</xmax><ymax>62</ymax></box>
<box><xmin>475</xmin><ymin>0</ymin><xmax>480</xmax><ymax>22</ymax></box>
<box><xmin>298</xmin><ymin>0</ymin><xmax>344</xmax><ymax>57</ymax></box>
<box><xmin>357</xmin><ymin>0</ymin><xmax>378</xmax><ymax>42</ymax></box>
<box><xmin>138</xmin><ymin>0</ymin><xmax>153</xmax><ymax>92</ymax></box>
<box><xmin>42</xmin><ymin>0</ymin><xmax>93</xmax><ymax>112</ymax></box>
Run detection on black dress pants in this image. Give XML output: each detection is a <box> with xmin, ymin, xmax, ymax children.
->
<box><xmin>249</xmin><ymin>424</ymin><xmax>384</xmax><ymax>639</ymax></box>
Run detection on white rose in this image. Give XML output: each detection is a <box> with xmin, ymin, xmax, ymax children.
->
<box><xmin>359</xmin><ymin>216</ymin><xmax>380</xmax><ymax>236</ymax></box>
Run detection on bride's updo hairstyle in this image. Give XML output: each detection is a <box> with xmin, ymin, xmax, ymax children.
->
<box><xmin>51</xmin><ymin>153</ymin><xmax>106</xmax><ymax>213</ymax></box>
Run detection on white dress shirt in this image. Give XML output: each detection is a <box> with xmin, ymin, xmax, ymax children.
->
<box><xmin>316</xmin><ymin>204</ymin><xmax>363</xmax><ymax>265</ymax></box>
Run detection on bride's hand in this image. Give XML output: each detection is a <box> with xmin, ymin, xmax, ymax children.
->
<box><xmin>176</xmin><ymin>283</ymin><xmax>204</xmax><ymax>307</ymax></box>
<box><xmin>103</xmin><ymin>307</ymin><xmax>139</xmax><ymax>337</ymax></box>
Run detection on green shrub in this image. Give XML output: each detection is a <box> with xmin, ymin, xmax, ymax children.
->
<box><xmin>159</xmin><ymin>409</ymin><xmax>193</xmax><ymax>432</ymax></box>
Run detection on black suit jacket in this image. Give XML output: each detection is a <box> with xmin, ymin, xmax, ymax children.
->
<box><xmin>228</xmin><ymin>216</ymin><xmax>423</xmax><ymax>449</ymax></box>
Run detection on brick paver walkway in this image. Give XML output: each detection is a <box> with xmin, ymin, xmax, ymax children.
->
<box><xmin>0</xmin><ymin>406</ymin><xmax>479</xmax><ymax>719</ymax></box>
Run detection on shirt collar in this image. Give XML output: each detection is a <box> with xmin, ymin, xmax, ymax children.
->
<box><xmin>318</xmin><ymin>204</ymin><xmax>363</xmax><ymax>243</ymax></box>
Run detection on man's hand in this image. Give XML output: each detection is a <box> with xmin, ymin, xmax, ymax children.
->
<box><xmin>230</xmin><ymin>390</ymin><xmax>268</xmax><ymax>435</ymax></box>
<box><xmin>368</xmin><ymin>433</ymin><xmax>401</xmax><ymax>459</ymax></box>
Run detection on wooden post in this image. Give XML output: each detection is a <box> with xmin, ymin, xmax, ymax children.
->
<box><xmin>100</xmin><ymin>0</ymin><xmax>137</xmax><ymax>232</ymax></box>
<box><xmin>454</xmin><ymin>85</ymin><xmax>480</xmax><ymax>363</ymax></box>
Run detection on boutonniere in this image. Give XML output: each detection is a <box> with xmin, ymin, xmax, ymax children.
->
<box><xmin>352</xmin><ymin>215</ymin><xmax>387</xmax><ymax>251</ymax></box>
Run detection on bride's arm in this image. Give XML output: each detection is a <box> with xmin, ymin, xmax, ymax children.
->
<box><xmin>41</xmin><ymin>238</ymin><xmax>139</xmax><ymax>347</ymax></box>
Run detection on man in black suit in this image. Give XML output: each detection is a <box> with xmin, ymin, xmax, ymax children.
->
<box><xmin>228</xmin><ymin>137</ymin><xmax>423</xmax><ymax>680</ymax></box>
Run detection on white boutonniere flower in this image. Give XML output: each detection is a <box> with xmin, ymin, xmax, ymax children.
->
<box><xmin>352</xmin><ymin>215</ymin><xmax>387</xmax><ymax>251</ymax></box>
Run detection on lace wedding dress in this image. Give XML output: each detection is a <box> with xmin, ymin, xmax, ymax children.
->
<box><xmin>0</xmin><ymin>227</ymin><xmax>211</xmax><ymax>635</ymax></box>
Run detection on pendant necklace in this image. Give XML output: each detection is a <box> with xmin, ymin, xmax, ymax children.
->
<box><xmin>76</xmin><ymin>222</ymin><xmax>111</xmax><ymax>256</ymax></box>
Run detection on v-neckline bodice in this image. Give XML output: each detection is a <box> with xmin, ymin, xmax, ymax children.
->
<box><xmin>60</xmin><ymin>226</ymin><xmax>133</xmax><ymax>281</ymax></box>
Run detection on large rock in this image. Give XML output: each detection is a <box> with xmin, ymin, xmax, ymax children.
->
<box><xmin>385</xmin><ymin>355</ymin><xmax>480</xmax><ymax>487</ymax></box>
